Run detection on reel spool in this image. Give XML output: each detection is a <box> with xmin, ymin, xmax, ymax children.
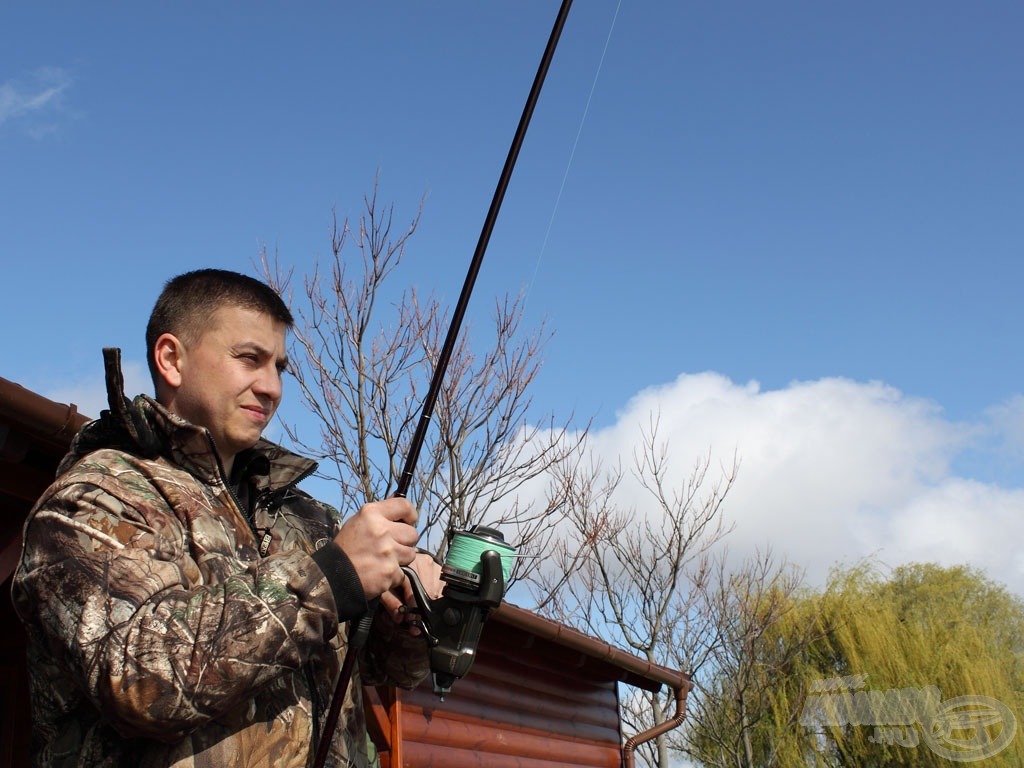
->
<box><xmin>441</xmin><ymin>525</ymin><xmax>516</xmax><ymax>592</ymax></box>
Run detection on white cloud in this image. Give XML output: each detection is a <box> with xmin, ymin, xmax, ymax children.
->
<box><xmin>547</xmin><ymin>372</ymin><xmax>1024</xmax><ymax>595</ymax></box>
<box><xmin>0</xmin><ymin>67</ymin><xmax>75</xmax><ymax>135</ymax></box>
<box><xmin>865</xmin><ymin>479</ymin><xmax>1024</xmax><ymax>589</ymax></box>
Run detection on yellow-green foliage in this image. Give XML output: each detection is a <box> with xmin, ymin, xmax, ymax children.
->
<box><xmin>787</xmin><ymin>562</ymin><xmax>1024</xmax><ymax>767</ymax></box>
<box><xmin>688</xmin><ymin>561</ymin><xmax>1024</xmax><ymax>767</ymax></box>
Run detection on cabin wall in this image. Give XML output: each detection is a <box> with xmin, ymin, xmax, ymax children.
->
<box><xmin>0</xmin><ymin>378</ymin><xmax>86</xmax><ymax>768</ymax></box>
<box><xmin>395</xmin><ymin>618</ymin><xmax>624</xmax><ymax>768</ymax></box>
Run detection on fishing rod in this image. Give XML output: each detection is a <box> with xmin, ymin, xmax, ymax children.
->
<box><xmin>313</xmin><ymin>2</ymin><xmax>574</xmax><ymax>764</ymax></box>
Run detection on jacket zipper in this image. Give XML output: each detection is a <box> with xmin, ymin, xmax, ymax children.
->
<box><xmin>198</xmin><ymin>431</ymin><xmax>328</xmax><ymax>757</ymax></box>
<box><xmin>227</xmin><ymin>456</ymin><xmax>325</xmax><ymax>756</ymax></box>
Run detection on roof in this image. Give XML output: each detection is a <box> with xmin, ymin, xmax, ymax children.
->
<box><xmin>0</xmin><ymin>376</ymin><xmax>90</xmax><ymax>584</ymax></box>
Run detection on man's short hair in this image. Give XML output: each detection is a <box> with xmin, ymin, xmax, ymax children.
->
<box><xmin>145</xmin><ymin>269</ymin><xmax>293</xmax><ymax>386</ymax></box>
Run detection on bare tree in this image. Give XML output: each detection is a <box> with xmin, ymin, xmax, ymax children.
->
<box><xmin>533</xmin><ymin>414</ymin><xmax>737</xmax><ymax>767</ymax></box>
<box><xmin>258</xmin><ymin>181</ymin><xmax>584</xmax><ymax>581</ymax></box>
<box><xmin>676</xmin><ymin>550</ymin><xmax>816</xmax><ymax>768</ymax></box>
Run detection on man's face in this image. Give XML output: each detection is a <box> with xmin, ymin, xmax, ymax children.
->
<box><xmin>168</xmin><ymin>305</ymin><xmax>288</xmax><ymax>469</ymax></box>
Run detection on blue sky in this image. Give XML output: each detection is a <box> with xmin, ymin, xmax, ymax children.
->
<box><xmin>3</xmin><ymin>3</ymin><xmax>1023</xmax><ymax>593</ymax></box>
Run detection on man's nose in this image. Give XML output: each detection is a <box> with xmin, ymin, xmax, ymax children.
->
<box><xmin>255</xmin><ymin>365</ymin><xmax>283</xmax><ymax>401</ymax></box>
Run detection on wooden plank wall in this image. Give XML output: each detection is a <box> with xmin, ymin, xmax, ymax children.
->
<box><xmin>394</xmin><ymin>619</ymin><xmax>623</xmax><ymax>768</ymax></box>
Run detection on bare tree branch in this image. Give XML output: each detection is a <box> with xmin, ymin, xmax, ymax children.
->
<box><xmin>257</xmin><ymin>179</ymin><xmax>585</xmax><ymax>585</ymax></box>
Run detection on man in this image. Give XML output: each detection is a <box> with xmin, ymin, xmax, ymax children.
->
<box><xmin>12</xmin><ymin>269</ymin><xmax>439</xmax><ymax>767</ymax></box>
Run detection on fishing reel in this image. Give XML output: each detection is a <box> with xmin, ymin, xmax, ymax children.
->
<box><xmin>402</xmin><ymin>525</ymin><xmax>515</xmax><ymax>699</ymax></box>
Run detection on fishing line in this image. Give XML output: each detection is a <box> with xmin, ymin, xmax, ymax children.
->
<box><xmin>523</xmin><ymin>0</ymin><xmax>623</xmax><ymax>308</ymax></box>
<box><xmin>443</xmin><ymin>527</ymin><xmax>517</xmax><ymax>585</ymax></box>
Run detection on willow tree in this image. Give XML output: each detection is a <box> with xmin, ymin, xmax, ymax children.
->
<box><xmin>799</xmin><ymin>562</ymin><xmax>1024</xmax><ymax>767</ymax></box>
<box><xmin>258</xmin><ymin>183</ymin><xmax>584</xmax><ymax>582</ymax></box>
<box><xmin>689</xmin><ymin>560</ymin><xmax>1024</xmax><ymax>767</ymax></box>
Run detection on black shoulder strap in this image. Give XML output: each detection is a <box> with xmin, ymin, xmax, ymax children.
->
<box><xmin>102</xmin><ymin>347</ymin><xmax>163</xmax><ymax>458</ymax></box>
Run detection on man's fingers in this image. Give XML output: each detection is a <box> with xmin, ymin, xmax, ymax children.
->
<box><xmin>379</xmin><ymin>589</ymin><xmax>403</xmax><ymax>616</ymax></box>
<box><xmin>377</xmin><ymin>496</ymin><xmax>418</xmax><ymax>527</ymax></box>
<box><xmin>388</xmin><ymin>525</ymin><xmax>419</xmax><ymax>557</ymax></box>
<box><xmin>332</xmin><ymin>498</ymin><xmax>423</xmax><ymax>601</ymax></box>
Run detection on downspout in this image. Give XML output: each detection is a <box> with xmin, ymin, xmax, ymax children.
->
<box><xmin>622</xmin><ymin>682</ymin><xmax>690</xmax><ymax>768</ymax></box>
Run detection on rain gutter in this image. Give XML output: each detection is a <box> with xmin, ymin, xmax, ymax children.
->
<box><xmin>0</xmin><ymin>376</ymin><xmax>90</xmax><ymax>452</ymax></box>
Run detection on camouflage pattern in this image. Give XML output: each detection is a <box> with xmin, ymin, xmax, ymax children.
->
<box><xmin>11</xmin><ymin>369</ymin><xmax>429</xmax><ymax>767</ymax></box>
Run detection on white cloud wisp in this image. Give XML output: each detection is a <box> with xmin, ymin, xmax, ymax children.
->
<box><xmin>0</xmin><ymin>67</ymin><xmax>74</xmax><ymax>136</ymax></box>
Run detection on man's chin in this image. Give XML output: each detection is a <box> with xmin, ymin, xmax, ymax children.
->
<box><xmin>227</xmin><ymin>430</ymin><xmax>265</xmax><ymax>454</ymax></box>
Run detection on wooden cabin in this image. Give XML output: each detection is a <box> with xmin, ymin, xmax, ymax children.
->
<box><xmin>0</xmin><ymin>376</ymin><xmax>690</xmax><ymax>768</ymax></box>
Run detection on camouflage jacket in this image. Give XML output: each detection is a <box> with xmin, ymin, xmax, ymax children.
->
<box><xmin>11</xmin><ymin>352</ymin><xmax>429</xmax><ymax>767</ymax></box>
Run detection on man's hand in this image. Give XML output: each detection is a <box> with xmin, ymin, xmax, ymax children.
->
<box><xmin>381</xmin><ymin>551</ymin><xmax>444</xmax><ymax>634</ymax></box>
<box><xmin>332</xmin><ymin>497</ymin><xmax>419</xmax><ymax>600</ymax></box>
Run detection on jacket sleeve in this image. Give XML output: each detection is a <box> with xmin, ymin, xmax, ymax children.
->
<box><xmin>12</xmin><ymin>459</ymin><xmax>341</xmax><ymax>742</ymax></box>
<box><xmin>309</xmin><ymin>540</ymin><xmax>370</xmax><ymax>621</ymax></box>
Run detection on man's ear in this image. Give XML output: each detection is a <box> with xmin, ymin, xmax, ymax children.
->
<box><xmin>153</xmin><ymin>333</ymin><xmax>186</xmax><ymax>390</ymax></box>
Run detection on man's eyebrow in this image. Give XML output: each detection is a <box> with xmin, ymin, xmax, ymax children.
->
<box><xmin>232</xmin><ymin>341</ymin><xmax>269</xmax><ymax>355</ymax></box>
<box><xmin>233</xmin><ymin>342</ymin><xmax>289</xmax><ymax>368</ymax></box>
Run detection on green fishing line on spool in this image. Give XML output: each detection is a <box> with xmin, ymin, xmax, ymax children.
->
<box><xmin>444</xmin><ymin>528</ymin><xmax>516</xmax><ymax>585</ymax></box>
